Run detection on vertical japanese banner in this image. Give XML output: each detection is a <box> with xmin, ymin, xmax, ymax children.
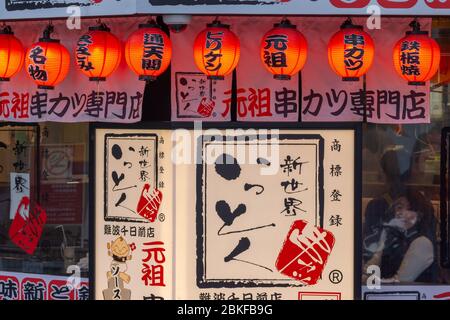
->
<box><xmin>9</xmin><ymin>172</ymin><xmax>30</xmax><ymax>219</ymax></box>
<box><xmin>365</xmin><ymin>18</ymin><xmax>431</xmax><ymax>124</ymax></box>
<box><xmin>95</xmin><ymin>128</ymin><xmax>173</xmax><ymax>300</ymax></box>
<box><xmin>300</xmin><ymin>17</ymin><xmax>365</xmax><ymax>122</ymax></box>
<box><xmin>233</xmin><ymin>17</ymin><xmax>299</xmax><ymax>121</ymax></box>
<box><xmin>175</xmin><ymin>127</ymin><xmax>357</xmax><ymax>300</ymax></box>
<box><xmin>171</xmin><ymin>17</ymin><xmax>232</xmax><ymax>121</ymax></box>
<box><xmin>0</xmin><ymin>17</ymin><xmax>146</xmax><ymax>123</ymax></box>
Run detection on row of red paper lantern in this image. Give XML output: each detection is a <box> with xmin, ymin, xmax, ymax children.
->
<box><xmin>0</xmin><ymin>18</ymin><xmax>441</xmax><ymax>90</ymax></box>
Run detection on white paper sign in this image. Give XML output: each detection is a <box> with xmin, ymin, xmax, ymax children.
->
<box><xmin>171</xmin><ymin>16</ymin><xmax>233</xmax><ymax>121</ymax></box>
<box><xmin>9</xmin><ymin>172</ymin><xmax>30</xmax><ymax>219</ymax></box>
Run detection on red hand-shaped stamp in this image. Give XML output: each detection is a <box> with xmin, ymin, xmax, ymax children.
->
<box><xmin>9</xmin><ymin>196</ymin><xmax>47</xmax><ymax>255</ymax></box>
<box><xmin>275</xmin><ymin>220</ymin><xmax>335</xmax><ymax>285</ymax></box>
<box><xmin>137</xmin><ymin>184</ymin><xmax>163</xmax><ymax>222</ymax></box>
<box><xmin>197</xmin><ymin>98</ymin><xmax>216</xmax><ymax>118</ymax></box>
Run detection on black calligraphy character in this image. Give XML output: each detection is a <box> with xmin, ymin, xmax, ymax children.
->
<box><xmin>224</xmin><ymin>237</ymin><xmax>273</xmax><ymax>272</ymax></box>
<box><xmin>275</xmin><ymin>88</ymin><xmax>297</xmax><ymax>118</ymax></box>
<box><xmin>0</xmin><ymin>279</ymin><xmax>18</xmax><ymax>300</ymax></box>
<box><xmin>264</xmin><ymin>34</ymin><xmax>288</xmax><ymax>51</ymax></box>
<box><xmin>330</xmin><ymin>189</ymin><xmax>342</xmax><ymax>202</ymax></box>
<box><xmin>114</xmin><ymin>193</ymin><xmax>136</xmax><ymax>214</ymax></box>
<box><xmin>123</xmin><ymin>162</ymin><xmax>132</xmax><ymax>169</ymax></box>
<box><xmin>302</xmin><ymin>89</ymin><xmax>323</xmax><ymax>116</ymax></box>
<box><xmin>12</xmin><ymin>140</ymin><xmax>26</xmax><ymax>156</ymax></box>
<box><xmin>330</xmin><ymin>164</ymin><xmax>343</xmax><ymax>177</ymax></box>
<box><xmin>244</xmin><ymin>183</ymin><xmax>264</xmax><ymax>195</ymax></box>
<box><xmin>28</xmin><ymin>65</ymin><xmax>47</xmax><ymax>81</ymax></box>
<box><xmin>29</xmin><ymin>46</ymin><xmax>46</xmax><ymax>64</ymax></box>
<box><xmin>280</xmin><ymin>179</ymin><xmax>307</xmax><ymax>194</ymax></box>
<box><xmin>139</xmin><ymin>146</ymin><xmax>149</xmax><ymax>157</ymax></box>
<box><xmin>215</xmin><ymin>154</ymin><xmax>241</xmax><ymax>181</ymax></box>
<box><xmin>216</xmin><ymin>200</ymin><xmax>275</xmax><ymax>236</ymax></box>
<box><xmin>280</xmin><ymin>155</ymin><xmax>308</xmax><ymax>176</ymax></box>
<box><xmin>331</xmin><ymin>139</ymin><xmax>342</xmax><ymax>152</ymax></box>
<box><xmin>281</xmin><ymin>197</ymin><xmax>306</xmax><ymax>216</ymax></box>
<box><xmin>329</xmin><ymin>215</ymin><xmax>343</xmax><ymax>227</ymax></box>
<box><xmin>13</xmin><ymin>175</ymin><xmax>28</xmax><ymax>193</ymax></box>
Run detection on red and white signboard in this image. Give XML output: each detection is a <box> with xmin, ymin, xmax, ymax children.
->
<box><xmin>0</xmin><ymin>271</ymin><xmax>88</xmax><ymax>300</ymax></box>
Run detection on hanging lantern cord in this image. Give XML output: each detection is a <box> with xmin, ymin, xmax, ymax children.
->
<box><xmin>409</xmin><ymin>18</ymin><xmax>421</xmax><ymax>33</ymax></box>
<box><xmin>341</xmin><ymin>17</ymin><xmax>353</xmax><ymax>29</ymax></box>
<box><xmin>42</xmin><ymin>24</ymin><xmax>54</xmax><ymax>40</ymax></box>
<box><xmin>0</xmin><ymin>24</ymin><xmax>12</xmax><ymax>34</ymax></box>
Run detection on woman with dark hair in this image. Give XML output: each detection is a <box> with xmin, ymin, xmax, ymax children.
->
<box><xmin>363</xmin><ymin>188</ymin><xmax>437</xmax><ymax>283</ymax></box>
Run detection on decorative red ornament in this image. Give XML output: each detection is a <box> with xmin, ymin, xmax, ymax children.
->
<box><xmin>25</xmin><ymin>25</ymin><xmax>70</xmax><ymax>90</ymax></box>
<box><xmin>393</xmin><ymin>20</ymin><xmax>440</xmax><ymax>86</ymax></box>
<box><xmin>0</xmin><ymin>25</ymin><xmax>24</xmax><ymax>81</ymax></box>
<box><xmin>193</xmin><ymin>20</ymin><xmax>240</xmax><ymax>80</ymax></box>
<box><xmin>260</xmin><ymin>19</ymin><xmax>307</xmax><ymax>80</ymax></box>
<box><xmin>75</xmin><ymin>23</ymin><xmax>122</xmax><ymax>81</ymax></box>
<box><xmin>328</xmin><ymin>18</ymin><xmax>374</xmax><ymax>81</ymax></box>
<box><xmin>124</xmin><ymin>21</ymin><xmax>172</xmax><ymax>81</ymax></box>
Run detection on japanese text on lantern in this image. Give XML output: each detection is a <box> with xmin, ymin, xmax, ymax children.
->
<box><xmin>143</xmin><ymin>33</ymin><xmax>164</xmax><ymax>71</ymax></box>
<box><xmin>205</xmin><ymin>31</ymin><xmax>224</xmax><ymax>72</ymax></box>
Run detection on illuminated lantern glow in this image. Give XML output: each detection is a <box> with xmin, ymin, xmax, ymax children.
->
<box><xmin>25</xmin><ymin>25</ymin><xmax>70</xmax><ymax>90</ymax></box>
<box><xmin>75</xmin><ymin>23</ymin><xmax>122</xmax><ymax>81</ymax></box>
<box><xmin>393</xmin><ymin>20</ymin><xmax>440</xmax><ymax>86</ymax></box>
<box><xmin>193</xmin><ymin>20</ymin><xmax>240</xmax><ymax>80</ymax></box>
<box><xmin>260</xmin><ymin>19</ymin><xmax>308</xmax><ymax>80</ymax></box>
<box><xmin>124</xmin><ymin>21</ymin><xmax>172</xmax><ymax>81</ymax></box>
<box><xmin>0</xmin><ymin>25</ymin><xmax>24</xmax><ymax>81</ymax></box>
<box><xmin>328</xmin><ymin>18</ymin><xmax>375</xmax><ymax>81</ymax></box>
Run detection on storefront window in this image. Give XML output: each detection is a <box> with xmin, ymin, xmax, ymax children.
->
<box><xmin>362</xmin><ymin>18</ymin><xmax>450</xmax><ymax>285</ymax></box>
<box><xmin>0</xmin><ymin>123</ymin><xmax>89</xmax><ymax>278</ymax></box>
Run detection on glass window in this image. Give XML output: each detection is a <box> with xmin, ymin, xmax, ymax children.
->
<box><xmin>362</xmin><ymin>17</ymin><xmax>450</xmax><ymax>285</ymax></box>
<box><xmin>0</xmin><ymin>123</ymin><xmax>89</xmax><ymax>279</ymax></box>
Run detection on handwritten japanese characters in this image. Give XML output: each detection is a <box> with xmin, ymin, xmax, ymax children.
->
<box><xmin>105</xmin><ymin>134</ymin><xmax>160</xmax><ymax>223</ymax></box>
<box><xmin>95</xmin><ymin>127</ymin><xmax>356</xmax><ymax>299</ymax></box>
<box><xmin>171</xmin><ymin>127</ymin><xmax>356</xmax><ymax>299</ymax></box>
<box><xmin>0</xmin><ymin>272</ymin><xmax>88</xmax><ymax>301</ymax></box>
<box><xmin>0</xmin><ymin>18</ymin><xmax>145</xmax><ymax>123</ymax></box>
<box><xmin>197</xmin><ymin>134</ymin><xmax>325</xmax><ymax>287</ymax></box>
<box><xmin>95</xmin><ymin>129</ymin><xmax>172</xmax><ymax>300</ymax></box>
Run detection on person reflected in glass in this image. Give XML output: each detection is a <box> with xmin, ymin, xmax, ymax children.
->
<box><xmin>363</xmin><ymin>188</ymin><xmax>437</xmax><ymax>283</ymax></box>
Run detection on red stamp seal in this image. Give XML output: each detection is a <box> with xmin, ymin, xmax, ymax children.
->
<box><xmin>275</xmin><ymin>220</ymin><xmax>335</xmax><ymax>285</ymax></box>
<box><xmin>136</xmin><ymin>184</ymin><xmax>163</xmax><ymax>222</ymax></box>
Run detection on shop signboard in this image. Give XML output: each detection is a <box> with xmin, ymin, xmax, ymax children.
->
<box><xmin>0</xmin><ymin>271</ymin><xmax>88</xmax><ymax>300</ymax></box>
<box><xmin>2</xmin><ymin>0</ymin><xmax>448</xmax><ymax>20</ymax></box>
<box><xmin>92</xmin><ymin>123</ymin><xmax>361</xmax><ymax>300</ymax></box>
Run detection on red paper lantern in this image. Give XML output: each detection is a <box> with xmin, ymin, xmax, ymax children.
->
<box><xmin>125</xmin><ymin>21</ymin><xmax>172</xmax><ymax>81</ymax></box>
<box><xmin>193</xmin><ymin>20</ymin><xmax>240</xmax><ymax>80</ymax></box>
<box><xmin>328</xmin><ymin>18</ymin><xmax>374</xmax><ymax>81</ymax></box>
<box><xmin>75</xmin><ymin>23</ymin><xmax>122</xmax><ymax>81</ymax></box>
<box><xmin>0</xmin><ymin>25</ymin><xmax>24</xmax><ymax>81</ymax></box>
<box><xmin>393</xmin><ymin>20</ymin><xmax>440</xmax><ymax>86</ymax></box>
<box><xmin>25</xmin><ymin>25</ymin><xmax>70</xmax><ymax>90</ymax></box>
<box><xmin>260</xmin><ymin>19</ymin><xmax>307</xmax><ymax>80</ymax></box>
